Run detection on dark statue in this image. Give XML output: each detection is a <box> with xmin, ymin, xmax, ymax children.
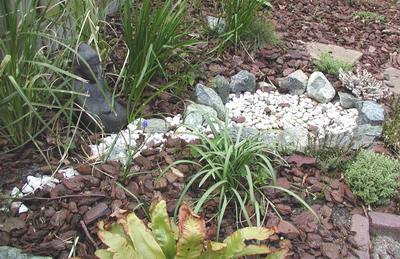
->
<box><xmin>73</xmin><ymin>43</ymin><xmax>127</xmax><ymax>132</ymax></box>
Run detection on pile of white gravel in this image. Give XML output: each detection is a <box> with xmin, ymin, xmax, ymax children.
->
<box><xmin>226</xmin><ymin>90</ymin><xmax>359</xmax><ymax>138</ymax></box>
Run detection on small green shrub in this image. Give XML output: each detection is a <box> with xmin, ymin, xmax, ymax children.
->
<box><xmin>314</xmin><ymin>53</ymin><xmax>353</xmax><ymax>77</ymax></box>
<box><xmin>383</xmin><ymin>96</ymin><xmax>400</xmax><ymax>152</ymax></box>
<box><xmin>95</xmin><ymin>199</ymin><xmax>288</xmax><ymax>259</ymax></box>
<box><xmin>345</xmin><ymin>150</ymin><xmax>400</xmax><ymax>205</ymax></box>
<box><xmin>352</xmin><ymin>11</ymin><xmax>386</xmax><ymax>23</ymax></box>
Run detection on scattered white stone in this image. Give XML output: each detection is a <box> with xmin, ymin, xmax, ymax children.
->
<box><xmin>21</xmin><ymin>176</ymin><xmax>59</xmax><ymax>195</ymax></box>
<box><xmin>59</xmin><ymin>167</ymin><xmax>80</xmax><ymax>178</ymax></box>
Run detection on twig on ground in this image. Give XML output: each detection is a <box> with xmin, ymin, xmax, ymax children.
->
<box><xmin>80</xmin><ymin>220</ymin><xmax>98</xmax><ymax>249</ymax></box>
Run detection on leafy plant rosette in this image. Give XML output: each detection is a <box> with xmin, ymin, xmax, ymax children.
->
<box><xmin>95</xmin><ymin>199</ymin><xmax>288</xmax><ymax>259</ymax></box>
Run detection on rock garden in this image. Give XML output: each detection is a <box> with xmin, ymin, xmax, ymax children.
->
<box><xmin>1</xmin><ymin>0</ymin><xmax>400</xmax><ymax>258</ymax></box>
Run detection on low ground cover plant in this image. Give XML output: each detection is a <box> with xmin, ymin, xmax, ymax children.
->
<box><xmin>352</xmin><ymin>11</ymin><xmax>386</xmax><ymax>23</ymax></box>
<box><xmin>314</xmin><ymin>52</ymin><xmax>353</xmax><ymax>77</ymax></box>
<box><xmin>165</xmin><ymin>121</ymin><xmax>316</xmax><ymax>236</ymax></box>
<box><xmin>345</xmin><ymin>150</ymin><xmax>400</xmax><ymax>205</ymax></box>
<box><xmin>95</xmin><ymin>199</ymin><xmax>287</xmax><ymax>259</ymax></box>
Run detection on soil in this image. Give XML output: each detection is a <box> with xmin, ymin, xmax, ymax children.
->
<box><xmin>1</xmin><ymin>0</ymin><xmax>400</xmax><ymax>258</ymax></box>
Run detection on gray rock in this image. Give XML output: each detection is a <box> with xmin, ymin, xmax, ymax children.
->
<box><xmin>73</xmin><ymin>43</ymin><xmax>127</xmax><ymax>133</ymax></box>
<box><xmin>207</xmin><ymin>16</ymin><xmax>226</xmax><ymax>34</ymax></box>
<box><xmin>194</xmin><ymin>84</ymin><xmax>225</xmax><ymax>120</ymax></box>
<box><xmin>230</xmin><ymin>70</ymin><xmax>256</xmax><ymax>93</ymax></box>
<box><xmin>184</xmin><ymin>104</ymin><xmax>218</xmax><ymax>128</ymax></box>
<box><xmin>0</xmin><ymin>246</ymin><xmax>51</xmax><ymax>259</ymax></box>
<box><xmin>228</xmin><ymin>126</ymin><xmax>259</xmax><ymax>140</ymax></box>
<box><xmin>142</xmin><ymin>118</ymin><xmax>168</xmax><ymax>133</ymax></box>
<box><xmin>358</xmin><ymin>101</ymin><xmax>385</xmax><ymax>125</ymax></box>
<box><xmin>287</xmin><ymin>70</ymin><xmax>308</xmax><ymax>95</ymax></box>
<box><xmin>307</xmin><ymin>72</ymin><xmax>336</xmax><ymax>103</ymax></box>
<box><xmin>372</xmin><ymin>236</ymin><xmax>400</xmax><ymax>259</ymax></box>
<box><xmin>338</xmin><ymin>92</ymin><xmax>359</xmax><ymax>109</ymax></box>
<box><xmin>352</xmin><ymin>124</ymin><xmax>383</xmax><ymax>149</ymax></box>
<box><xmin>215</xmin><ymin>76</ymin><xmax>230</xmax><ymax>104</ymax></box>
<box><xmin>278</xmin><ymin>126</ymin><xmax>309</xmax><ymax>151</ymax></box>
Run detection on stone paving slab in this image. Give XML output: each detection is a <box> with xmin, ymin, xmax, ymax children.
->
<box><xmin>351</xmin><ymin>214</ymin><xmax>370</xmax><ymax>259</ymax></box>
<box><xmin>306</xmin><ymin>42</ymin><xmax>363</xmax><ymax>65</ymax></box>
<box><xmin>369</xmin><ymin>211</ymin><xmax>400</xmax><ymax>240</ymax></box>
<box><xmin>384</xmin><ymin>67</ymin><xmax>400</xmax><ymax>94</ymax></box>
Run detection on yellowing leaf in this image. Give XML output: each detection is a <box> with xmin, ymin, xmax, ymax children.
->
<box><xmin>265</xmin><ymin>247</ymin><xmax>289</xmax><ymax>259</ymax></box>
<box><xmin>95</xmin><ymin>249</ymin><xmax>113</xmax><ymax>259</ymax></box>
<box><xmin>150</xmin><ymin>200</ymin><xmax>177</xmax><ymax>259</ymax></box>
<box><xmin>176</xmin><ymin>203</ymin><xmax>205</xmax><ymax>259</ymax></box>
<box><xmin>124</xmin><ymin>213</ymin><xmax>166</xmax><ymax>259</ymax></box>
<box><xmin>97</xmin><ymin>222</ymin><xmax>129</xmax><ymax>253</ymax></box>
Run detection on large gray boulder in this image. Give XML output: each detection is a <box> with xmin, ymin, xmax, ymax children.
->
<box><xmin>307</xmin><ymin>72</ymin><xmax>336</xmax><ymax>103</ymax></box>
<box><xmin>230</xmin><ymin>70</ymin><xmax>256</xmax><ymax>93</ymax></box>
<box><xmin>194</xmin><ymin>84</ymin><xmax>225</xmax><ymax>120</ymax></box>
<box><xmin>338</xmin><ymin>92</ymin><xmax>359</xmax><ymax>109</ymax></box>
<box><xmin>215</xmin><ymin>76</ymin><xmax>230</xmax><ymax>104</ymax></box>
<box><xmin>287</xmin><ymin>70</ymin><xmax>308</xmax><ymax>95</ymax></box>
<box><xmin>358</xmin><ymin>101</ymin><xmax>385</xmax><ymax>125</ymax></box>
<box><xmin>73</xmin><ymin>43</ymin><xmax>127</xmax><ymax>133</ymax></box>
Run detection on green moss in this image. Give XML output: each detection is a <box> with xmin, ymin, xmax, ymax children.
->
<box><xmin>314</xmin><ymin>52</ymin><xmax>354</xmax><ymax>77</ymax></box>
<box><xmin>383</xmin><ymin>97</ymin><xmax>400</xmax><ymax>152</ymax></box>
<box><xmin>345</xmin><ymin>150</ymin><xmax>400</xmax><ymax>205</ymax></box>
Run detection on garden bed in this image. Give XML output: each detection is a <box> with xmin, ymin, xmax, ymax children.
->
<box><xmin>1</xmin><ymin>0</ymin><xmax>400</xmax><ymax>258</ymax></box>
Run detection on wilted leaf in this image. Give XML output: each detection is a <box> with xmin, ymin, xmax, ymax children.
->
<box><xmin>97</xmin><ymin>222</ymin><xmax>129</xmax><ymax>253</ymax></box>
<box><xmin>150</xmin><ymin>200</ymin><xmax>177</xmax><ymax>258</ymax></box>
<box><xmin>176</xmin><ymin>203</ymin><xmax>206</xmax><ymax>259</ymax></box>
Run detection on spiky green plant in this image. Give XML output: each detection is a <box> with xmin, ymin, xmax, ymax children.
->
<box><xmin>163</xmin><ymin>116</ymin><xmax>317</xmax><ymax>237</ymax></box>
<box><xmin>0</xmin><ymin>0</ymin><xmax>78</xmax><ymax>148</ymax></box>
<box><xmin>95</xmin><ymin>199</ymin><xmax>288</xmax><ymax>259</ymax></box>
<box><xmin>121</xmin><ymin>0</ymin><xmax>195</xmax><ymax>121</ymax></box>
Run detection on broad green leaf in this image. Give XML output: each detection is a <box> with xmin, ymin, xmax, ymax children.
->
<box><xmin>221</xmin><ymin>227</ymin><xmax>275</xmax><ymax>258</ymax></box>
<box><xmin>95</xmin><ymin>249</ymin><xmax>113</xmax><ymax>259</ymax></box>
<box><xmin>124</xmin><ymin>213</ymin><xmax>166</xmax><ymax>259</ymax></box>
<box><xmin>176</xmin><ymin>203</ymin><xmax>205</xmax><ymax>259</ymax></box>
<box><xmin>150</xmin><ymin>200</ymin><xmax>177</xmax><ymax>259</ymax></box>
<box><xmin>265</xmin><ymin>247</ymin><xmax>289</xmax><ymax>259</ymax></box>
<box><xmin>235</xmin><ymin>245</ymin><xmax>272</xmax><ymax>257</ymax></box>
<box><xmin>97</xmin><ymin>222</ymin><xmax>129</xmax><ymax>253</ymax></box>
<box><xmin>112</xmin><ymin>244</ymin><xmax>138</xmax><ymax>259</ymax></box>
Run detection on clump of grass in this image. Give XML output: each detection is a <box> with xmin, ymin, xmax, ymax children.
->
<box><xmin>352</xmin><ymin>11</ymin><xmax>386</xmax><ymax>23</ymax></box>
<box><xmin>304</xmin><ymin>133</ymin><xmax>357</xmax><ymax>173</ymax></box>
<box><xmin>220</xmin><ymin>0</ymin><xmax>277</xmax><ymax>50</ymax></box>
<box><xmin>345</xmin><ymin>150</ymin><xmax>400</xmax><ymax>205</ymax></box>
<box><xmin>314</xmin><ymin>52</ymin><xmax>354</xmax><ymax>77</ymax></box>
<box><xmin>120</xmin><ymin>0</ymin><xmax>194</xmax><ymax>121</ymax></box>
<box><xmin>164</xmin><ymin>119</ymin><xmax>316</xmax><ymax>237</ymax></box>
<box><xmin>384</xmin><ymin>96</ymin><xmax>400</xmax><ymax>152</ymax></box>
<box><xmin>0</xmin><ymin>0</ymin><xmax>77</xmax><ymax>147</ymax></box>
